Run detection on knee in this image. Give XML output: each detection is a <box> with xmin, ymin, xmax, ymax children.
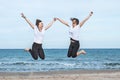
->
<box><xmin>40</xmin><ymin>56</ymin><xmax>45</xmax><ymax>60</ymax></box>
<box><xmin>72</xmin><ymin>56</ymin><xmax>77</xmax><ymax>58</ymax></box>
<box><xmin>72</xmin><ymin>55</ymin><xmax>77</xmax><ymax>58</ymax></box>
<box><xmin>33</xmin><ymin>57</ymin><xmax>38</xmax><ymax>60</ymax></box>
<box><xmin>67</xmin><ymin>52</ymin><xmax>72</xmax><ymax>58</ymax></box>
<box><xmin>33</xmin><ymin>55</ymin><xmax>38</xmax><ymax>60</ymax></box>
<box><xmin>67</xmin><ymin>54</ymin><xmax>71</xmax><ymax>58</ymax></box>
<box><xmin>41</xmin><ymin>57</ymin><xmax>45</xmax><ymax>60</ymax></box>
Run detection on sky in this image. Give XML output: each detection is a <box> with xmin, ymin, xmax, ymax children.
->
<box><xmin>0</xmin><ymin>0</ymin><xmax>120</xmax><ymax>49</ymax></box>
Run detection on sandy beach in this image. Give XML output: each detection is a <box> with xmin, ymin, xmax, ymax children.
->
<box><xmin>0</xmin><ymin>70</ymin><xmax>120</xmax><ymax>80</ymax></box>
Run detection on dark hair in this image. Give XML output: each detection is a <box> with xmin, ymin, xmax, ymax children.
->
<box><xmin>70</xmin><ymin>18</ymin><xmax>79</xmax><ymax>25</ymax></box>
<box><xmin>36</xmin><ymin>19</ymin><xmax>42</xmax><ymax>26</ymax></box>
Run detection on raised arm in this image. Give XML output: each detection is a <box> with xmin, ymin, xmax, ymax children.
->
<box><xmin>80</xmin><ymin>11</ymin><xmax>93</xmax><ymax>27</ymax></box>
<box><xmin>56</xmin><ymin>18</ymin><xmax>70</xmax><ymax>27</ymax></box>
<box><xmin>44</xmin><ymin>18</ymin><xmax>56</xmax><ymax>30</ymax></box>
<box><xmin>21</xmin><ymin>13</ymin><xmax>35</xmax><ymax>29</ymax></box>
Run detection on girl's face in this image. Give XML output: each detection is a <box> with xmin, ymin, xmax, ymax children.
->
<box><xmin>38</xmin><ymin>22</ymin><xmax>43</xmax><ymax>28</ymax></box>
<box><xmin>72</xmin><ymin>20</ymin><xmax>77</xmax><ymax>27</ymax></box>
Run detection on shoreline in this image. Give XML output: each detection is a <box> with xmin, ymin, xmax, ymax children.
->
<box><xmin>0</xmin><ymin>70</ymin><xmax>120</xmax><ymax>80</ymax></box>
<box><xmin>0</xmin><ymin>69</ymin><xmax>120</xmax><ymax>74</ymax></box>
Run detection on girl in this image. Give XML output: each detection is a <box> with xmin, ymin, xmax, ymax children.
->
<box><xmin>21</xmin><ymin>13</ymin><xmax>56</xmax><ymax>60</ymax></box>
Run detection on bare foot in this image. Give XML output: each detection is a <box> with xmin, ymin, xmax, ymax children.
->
<box><xmin>24</xmin><ymin>48</ymin><xmax>30</xmax><ymax>52</ymax></box>
<box><xmin>77</xmin><ymin>50</ymin><xmax>86</xmax><ymax>56</ymax></box>
<box><xmin>80</xmin><ymin>50</ymin><xmax>86</xmax><ymax>55</ymax></box>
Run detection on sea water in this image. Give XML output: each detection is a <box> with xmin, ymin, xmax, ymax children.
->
<box><xmin>0</xmin><ymin>49</ymin><xmax>120</xmax><ymax>72</ymax></box>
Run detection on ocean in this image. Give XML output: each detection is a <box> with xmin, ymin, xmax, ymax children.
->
<box><xmin>0</xmin><ymin>49</ymin><xmax>120</xmax><ymax>72</ymax></box>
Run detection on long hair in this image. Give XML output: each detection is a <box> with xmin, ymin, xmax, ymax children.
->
<box><xmin>36</xmin><ymin>19</ymin><xmax>42</xmax><ymax>26</ymax></box>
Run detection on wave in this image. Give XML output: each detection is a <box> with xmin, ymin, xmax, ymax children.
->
<box><xmin>104</xmin><ymin>63</ymin><xmax>120</xmax><ymax>66</ymax></box>
<box><xmin>0</xmin><ymin>62</ymin><xmax>36</xmax><ymax>66</ymax></box>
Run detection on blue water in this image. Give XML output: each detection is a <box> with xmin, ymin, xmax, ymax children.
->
<box><xmin>0</xmin><ymin>49</ymin><xmax>120</xmax><ymax>72</ymax></box>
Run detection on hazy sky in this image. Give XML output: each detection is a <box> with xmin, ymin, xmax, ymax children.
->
<box><xmin>0</xmin><ymin>0</ymin><xmax>120</xmax><ymax>49</ymax></box>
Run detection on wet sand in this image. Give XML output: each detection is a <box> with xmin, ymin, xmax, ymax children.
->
<box><xmin>0</xmin><ymin>70</ymin><xmax>120</xmax><ymax>80</ymax></box>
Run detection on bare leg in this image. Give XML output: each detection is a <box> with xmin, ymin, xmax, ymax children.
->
<box><xmin>77</xmin><ymin>50</ymin><xmax>86</xmax><ymax>56</ymax></box>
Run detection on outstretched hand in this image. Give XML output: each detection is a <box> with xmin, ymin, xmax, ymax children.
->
<box><xmin>53</xmin><ymin>18</ymin><xmax>57</xmax><ymax>21</ymax></box>
<box><xmin>54</xmin><ymin>17</ymin><xmax>58</xmax><ymax>21</ymax></box>
<box><xmin>89</xmin><ymin>11</ymin><xmax>93</xmax><ymax>16</ymax></box>
<box><xmin>21</xmin><ymin>13</ymin><xmax>26</xmax><ymax>18</ymax></box>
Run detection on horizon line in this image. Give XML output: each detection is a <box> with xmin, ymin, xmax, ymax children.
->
<box><xmin>0</xmin><ymin>48</ymin><xmax>120</xmax><ymax>50</ymax></box>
